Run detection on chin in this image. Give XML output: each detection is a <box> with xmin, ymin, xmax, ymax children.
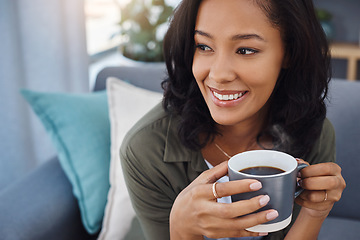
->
<box><xmin>210</xmin><ymin>114</ymin><xmax>242</xmax><ymax>126</ymax></box>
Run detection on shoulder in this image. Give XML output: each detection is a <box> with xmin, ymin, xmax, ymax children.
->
<box><xmin>120</xmin><ymin>103</ymin><xmax>172</xmax><ymax>163</ymax></box>
<box><xmin>120</xmin><ymin>102</ymin><xmax>200</xmax><ymax>203</ymax></box>
<box><xmin>120</xmin><ymin>103</ymin><xmax>193</xmax><ymax>175</ymax></box>
<box><xmin>317</xmin><ymin>118</ymin><xmax>336</xmax><ymax>155</ymax></box>
<box><xmin>305</xmin><ymin>118</ymin><xmax>336</xmax><ymax>164</ymax></box>
<box><xmin>119</xmin><ymin>104</ymin><xmax>178</xmax><ymax>232</ymax></box>
<box><xmin>120</xmin><ymin>102</ymin><xmax>203</xmax><ymax>189</ymax></box>
<box><xmin>321</xmin><ymin>118</ymin><xmax>335</xmax><ymax>138</ymax></box>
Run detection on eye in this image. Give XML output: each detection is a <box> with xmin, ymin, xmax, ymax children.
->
<box><xmin>196</xmin><ymin>44</ymin><xmax>213</xmax><ymax>52</ymax></box>
<box><xmin>237</xmin><ymin>48</ymin><xmax>258</xmax><ymax>55</ymax></box>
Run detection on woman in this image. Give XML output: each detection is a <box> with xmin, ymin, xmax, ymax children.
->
<box><xmin>120</xmin><ymin>0</ymin><xmax>346</xmax><ymax>239</ymax></box>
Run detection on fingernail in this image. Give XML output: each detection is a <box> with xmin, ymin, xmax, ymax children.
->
<box><xmin>250</xmin><ymin>181</ymin><xmax>262</xmax><ymax>190</ymax></box>
<box><xmin>259</xmin><ymin>195</ymin><xmax>270</xmax><ymax>207</ymax></box>
<box><xmin>259</xmin><ymin>232</ymin><xmax>269</xmax><ymax>236</ymax></box>
<box><xmin>266</xmin><ymin>210</ymin><xmax>279</xmax><ymax>221</ymax></box>
<box><xmin>297</xmin><ymin>171</ymin><xmax>301</xmax><ymax>178</ymax></box>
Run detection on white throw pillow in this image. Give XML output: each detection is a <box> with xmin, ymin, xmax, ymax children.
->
<box><xmin>98</xmin><ymin>77</ymin><xmax>163</xmax><ymax>240</ymax></box>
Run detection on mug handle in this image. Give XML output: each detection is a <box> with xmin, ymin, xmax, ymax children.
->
<box><xmin>294</xmin><ymin>163</ymin><xmax>308</xmax><ymax>198</ymax></box>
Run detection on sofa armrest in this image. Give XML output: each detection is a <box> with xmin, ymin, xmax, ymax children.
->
<box><xmin>319</xmin><ymin>216</ymin><xmax>360</xmax><ymax>240</ymax></box>
<box><xmin>0</xmin><ymin>157</ymin><xmax>95</xmax><ymax>240</ymax></box>
<box><xmin>326</xmin><ymin>79</ymin><xmax>360</xmax><ymax>220</ymax></box>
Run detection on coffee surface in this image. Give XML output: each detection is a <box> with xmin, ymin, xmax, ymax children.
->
<box><xmin>239</xmin><ymin>166</ymin><xmax>285</xmax><ymax>175</ymax></box>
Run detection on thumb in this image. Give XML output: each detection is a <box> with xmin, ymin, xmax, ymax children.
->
<box><xmin>296</xmin><ymin>158</ymin><xmax>310</xmax><ymax>166</ymax></box>
<box><xmin>201</xmin><ymin>161</ymin><xmax>229</xmax><ymax>184</ymax></box>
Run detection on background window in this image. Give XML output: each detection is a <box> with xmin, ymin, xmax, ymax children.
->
<box><xmin>84</xmin><ymin>0</ymin><xmax>125</xmax><ymax>56</ymax></box>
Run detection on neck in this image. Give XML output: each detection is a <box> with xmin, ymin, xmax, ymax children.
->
<box><xmin>201</xmin><ymin>105</ymin><xmax>271</xmax><ymax>165</ymax></box>
<box><xmin>200</xmin><ymin>119</ymin><xmax>271</xmax><ymax>166</ymax></box>
<box><xmin>215</xmin><ymin>113</ymin><xmax>270</xmax><ymax>156</ymax></box>
<box><xmin>217</xmin><ymin>124</ymin><xmax>260</xmax><ymax>155</ymax></box>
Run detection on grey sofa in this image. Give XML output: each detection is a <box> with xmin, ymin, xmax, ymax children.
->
<box><xmin>0</xmin><ymin>64</ymin><xmax>358</xmax><ymax>240</ymax></box>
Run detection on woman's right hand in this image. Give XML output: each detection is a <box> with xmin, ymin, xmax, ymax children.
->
<box><xmin>169</xmin><ymin>161</ymin><xmax>279</xmax><ymax>240</ymax></box>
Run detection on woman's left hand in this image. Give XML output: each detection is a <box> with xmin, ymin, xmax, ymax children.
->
<box><xmin>295</xmin><ymin>159</ymin><xmax>346</xmax><ymax>218</ymax></box>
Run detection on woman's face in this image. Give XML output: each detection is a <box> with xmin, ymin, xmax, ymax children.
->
<box><xmin>192</xmin><ymin>0</ymin><xmax>285</xmax><ymax>127</ymax></box>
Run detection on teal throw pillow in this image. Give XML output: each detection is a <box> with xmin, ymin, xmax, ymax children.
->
<box><xmin>21</xmin><ymin>89</ymin><xmax>110</xmax><ymax>234</ymax></box>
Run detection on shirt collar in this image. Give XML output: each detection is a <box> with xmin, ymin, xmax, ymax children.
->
<box><xmin>163</xmin><ymin>114</ymin><xmax>208</xmax><ymax>173</ymax></box>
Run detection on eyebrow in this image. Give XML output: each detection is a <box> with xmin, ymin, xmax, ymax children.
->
<box><xmin>194</xmin><ymin>30</ymin><xmax>266</xmax><ymax>42</ymax></box>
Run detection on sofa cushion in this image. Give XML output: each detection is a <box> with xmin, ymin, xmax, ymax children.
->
<box><xmin>98</xmin><ymin>77</ymin><xmax>162</xmax><ymax>239</ymax></box>
<box><xmin>21</xmin><ymin>90</ymin><xmax>110</xmax><ymax>234</ymax></box>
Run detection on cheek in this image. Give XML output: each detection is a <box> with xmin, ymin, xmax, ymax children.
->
<box><xmin>247</xmin><ymin>40</ymin><xmax>285</xmax><ymax>86</ymax></box>
<box><xmin>246</xmin><ymin>56</ymin><xmax>283</xmax><ymax>88</ymax></box>
<box><xmin>192</xmin><ymin>54</ymin><xmax>209</xmax><ymax>85</ymax></box>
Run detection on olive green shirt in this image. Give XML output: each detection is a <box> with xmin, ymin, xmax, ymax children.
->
<box><xmin>120</xmin><ymin>103</ymin><xmax>336</xmax><ymax>240</ymax></box>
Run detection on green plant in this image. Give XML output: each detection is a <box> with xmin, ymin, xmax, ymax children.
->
<box><xmin>315</xmin><ymin>8</ymin><xmax>333</xmax><ymax>21</ymax></box>
<box><xmin>315</xmin><ymin>8</ymin><xmax>334</xmax><ymax>40</ymax></box>
<box><xmin>118</xmin><ymin>0</ymin><xmax>174</xmax><ymax>62</ymax></box>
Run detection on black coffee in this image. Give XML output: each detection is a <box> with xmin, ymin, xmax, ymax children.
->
<box><xmin>239</xmin><ymin>166</ymin><xmax>285</xmax><ymax>175</ymax></box>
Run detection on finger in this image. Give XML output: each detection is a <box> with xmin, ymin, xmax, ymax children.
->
<box><xmin>202</xmin><ymin>210</ymin><xmax>277</xmax><ymax>239</ymax></box>
<box><xmin>234</xmin><ymin>209</ymin><xmax>279</xmax><ymax>230</ymax></box>
<box><xmin>300</xmin><ymin>176</ymin><xmax>341</xmax><ymax>191</ymax></box>
<box><xmin>212</xmin><ymin>179</ymin><xmax>262</xmax><ymax>198</ymax></box>
<box><xmin>212</xmin><ymin>195</ymin><xmax>270</xmax><ymax>218</ymax></box>
<box><xmin>296</xmin><ymin>159</ymin><xmax>309</xmax><ymax>178</ymax></box>
<box><xmin>300</xmin><ymin>162</ymin><xmax>341</xmax><ymax>178</ymax></box>
<box><xmin>297</xmin><ymin>190</ymin><xmax>328</xmax><ymax>203</ymax></box>
<box><xmin>202</xmin><ymin>217</ymin><xmax>268</xmax><ymax>239</ymax></box>
<box><xmin>295</xmin><ymin>196</ymin><xmax>333</xmax><ymax>212</ymax></box>
<box><xmin>204</xmin><ymin>226</ymin><xmax>268</xmax><ymax>239</ymax></box>
<box><xmin>197</xmin><ymin>161</ymin><xmax>229</xmax><ymax>184</ymax></box>
<box><xmin>296</xmin><ymin>158</ymin><xmax>310</xmax><ymax>166</ymax></box>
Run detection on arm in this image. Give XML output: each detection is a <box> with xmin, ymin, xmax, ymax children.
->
<box><xmin>285</xmin><ymin>207</ymin><xmax>327</xmax><ymax>240</ymax></box>
<box><xmin>284</xmin><ymin>119</ymin><xmax>346</xmax><ymax>240</ymax></box>
<box><xmin>121</xmin><ymin>138</ymin><xmax>174</xmax><ymax>240</ymax></box>
<box><xmin>285</xmin><ymin>162</ymin><xmax>345</xmax><ymax>240</ymax></box>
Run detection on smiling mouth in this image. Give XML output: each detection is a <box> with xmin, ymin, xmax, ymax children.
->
<box><xmin>212</xmin><ymin>91</ymin><xmax>247</xmax><ymax>101</ymax></box>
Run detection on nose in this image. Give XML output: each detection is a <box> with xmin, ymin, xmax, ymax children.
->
<box><xmin>209</xmin><ymin>52</ymin><xmax>237</xmax><ymax>83</ymax></box>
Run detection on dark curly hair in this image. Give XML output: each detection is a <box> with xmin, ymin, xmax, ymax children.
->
<box><xmin>161</xmin><ymin>0</ymin><xmax>331</xmax><ymax>157</ymax></box>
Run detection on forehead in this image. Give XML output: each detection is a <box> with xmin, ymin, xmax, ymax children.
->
<box><xmin>195</xmin><ymin>0</ymin><xmax>277</xmax><ymax>40</ymax></box>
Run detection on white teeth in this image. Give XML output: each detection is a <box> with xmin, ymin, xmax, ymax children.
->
<box><xmin>213</xmin><ymin>91</ymin><xmax>245</xmax><ymax>101</ymax></box>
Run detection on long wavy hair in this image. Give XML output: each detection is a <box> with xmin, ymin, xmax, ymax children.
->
<box><xmin>161</xmin><ymin>0</ymin><xmax>331</xmax><ymax>157</ymax></box>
